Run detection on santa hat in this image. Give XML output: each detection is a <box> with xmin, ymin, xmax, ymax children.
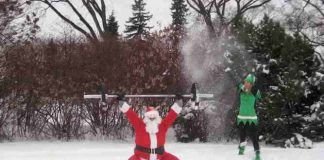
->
<box><xmin>144</xmin><ymin>106</ymin><xmax>159</xmax><ymax>118</ymax></box>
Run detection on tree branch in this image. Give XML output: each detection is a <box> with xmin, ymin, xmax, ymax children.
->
<box><xmin>214</xmin><ymin>1</ymin><xmax>223</xmax><ymax>18</ymax></box>
<box><xmin>90</xmin><ymin>0</ymin><xmax>101</xmax><ymax>13</ymax></box>
<box><xmin>235</xmin><ymin>0</ymin><xmax>241</xmax><ymax>15</ymax></box>
<box><xmin>31</xmin><ymin>0</ymin><xmax>96</xmax><ymax>41</ymax></box>
<box><xmin>82</xmin><ymin>0</ymin><xmax>104</xmax><ymax>37</ymax></box>
<box><xmin>241</xmin><ymin>0</ymin><xmax>271</xmax><ymax>15</ymax></box>
<box><xmin>186</xmin><ymin>0</ymin><xmax>203</xmax><ymax>14</ymax></box>
<box><xmin>228</xmin><ymin>0</ymin><xmax>271</xmax><ymax>25</ymax></box>
<box><xmin>302</xmin><ymin>0</ymin><xmax>324</xmax><ymax>17</ymax></box>
<box><xmin>315</xmin><ymin>50</ymin><xmax>324</xmax><ymax>64</ymax></box>
<box><xmin>65</xmin><ymin>0</ymin><xmax>98</xmax><ymax>40</ymax></box>
<box><xmin>222</xmin><ymin>0</ymin><xmax>230</xmax><ymax>16</ymax></box>
<box><xmin>301</xmin><ymin>31</ymin><xmax>324</xmax><ymax>47</ymax></box>
<box><xmin>207</xmin><ymin>0</ymin><xmax>216</xmax><ymax>14</ymax></box>
<box><xmin>88</xmin><ymin>0</ymin><xmax>108</xmax><ymax>34</ymax></box>
<box><xmin>100</xmin><ymin>0</ymin><xmax>108</xmax><ymax>33</ymax></box>
<box><xmin>214</xmin><ymin>0</ymin><xmax>229</xmax><ymax>23</ymax></box>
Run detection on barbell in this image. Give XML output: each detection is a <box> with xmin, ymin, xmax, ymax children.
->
<box><xmin>84</xmin><ymin>83</ymin><xmax>214</xmax><ymax>105</ymax></box>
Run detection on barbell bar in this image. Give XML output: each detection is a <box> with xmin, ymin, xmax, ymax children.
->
<box><xmin>84</xmin><ymin>94</ymin><xmax>214</xmax><ymax>99</ymax></box>
<box><xmin>83</xmin><ymin>83</ymin><xmax>214</xmax><ymax>104</ymax></box>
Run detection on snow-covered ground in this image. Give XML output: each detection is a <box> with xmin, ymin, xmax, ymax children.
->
<box><xmin>0</xmin><ymin>141</ymin><xmax>323</xmax><ymax>160</ymax></box>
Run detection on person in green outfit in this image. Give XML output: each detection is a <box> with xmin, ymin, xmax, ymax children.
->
<box><xmin>237</xmin><ymin>73</ymin><xmax>261</xmax><ymax>160</ymax></box>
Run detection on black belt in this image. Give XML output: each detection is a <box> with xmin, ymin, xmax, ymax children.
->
<box><xmin>135</xmin><ymin>145</ymin><xmax>165</xmax><ymax>155</ymax></box>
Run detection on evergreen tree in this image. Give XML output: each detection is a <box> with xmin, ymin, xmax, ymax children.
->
<box><xmin>124</xmin><ymin>0</ymin><xmax>153</xmax><ymax>39</ymax></box>
<box><xmin>171</xmin><ymin>0</ymin><xmax>189</xmax><ymax>29</ymax></box>
<box><xmin>107</xmin><ymin>12</ymin><xmax>119</xmax><ymax>36</ymax></box>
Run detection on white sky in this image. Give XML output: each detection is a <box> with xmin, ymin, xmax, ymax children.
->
<box><xmin>33</xmin><ymin>0</ymin><xmax>288</xmax><ymax>38</ymax></box>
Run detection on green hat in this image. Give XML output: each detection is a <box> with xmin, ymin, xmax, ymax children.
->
<box><xmin>244</xmin><ymin>74</ymin><xmax>256</xmax><ymax>84</ymax></box>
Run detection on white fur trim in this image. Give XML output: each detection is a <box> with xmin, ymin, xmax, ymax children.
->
<box><xmin>144</xmin><ymin>110</ymin><xmax>159</xmax><ymax>118</ymax></box>
<box><xmin>120</xmin><ymin>102</ymin><xmax>130</xmax><ymax>113</ymax></box>
<box><xmin>237</xmin><ymin>115</ymin><xmax>258</xmax><ymax>120</ymax></box>
<box><xmin>149</xmin><ymin>134</ymin><xmax>158</xmax><ymax>160</ymax></box>
<box><xmin>171</xmin><ymin>103</ymin><xmax>182</xmax><ymax>114</ymax></box>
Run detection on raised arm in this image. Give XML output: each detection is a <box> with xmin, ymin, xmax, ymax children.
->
<box><xmin>161</xmin><ymin>103</ymin><xmax>182</xmax><ymax>128</ymax></box>
<box><xmin>119</xmin><ymin>102</ymin><xmax>142</xmax><ymax>129</ymax></box>
<box><xmin>160</xmin><ymin>95</ymin><xmax>183</xmax><ymax>129</ymax></box>
<box><xmin>117</xmin><ymin>94</ymin><xmax>142</xmax><ymax>130</ymax></box>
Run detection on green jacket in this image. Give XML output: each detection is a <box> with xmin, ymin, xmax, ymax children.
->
<box><xmin>237</xmin><ymin>84</ymin><xmax>261</xmax><ymax>125</ymax></box>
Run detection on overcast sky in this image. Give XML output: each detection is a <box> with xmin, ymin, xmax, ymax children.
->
<box><xmin>36</xmin><ymin>0</ymin><xmax>172</xmax><ymax>38</ymax></box>
<box><xmin>33</xmin><ymin>0</ymin><xmax>296</xmax><ymax>38</ymax></box>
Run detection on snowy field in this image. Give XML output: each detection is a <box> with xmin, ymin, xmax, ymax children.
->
<box><xmin>0</xmin><ymin>141</ymin><xmax>323</xmax><ymax>160</ymax></box>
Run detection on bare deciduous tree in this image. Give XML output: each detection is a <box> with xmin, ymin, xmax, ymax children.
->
<box><xmin>30</xmin><ymin>0</ymin><xmax>112</xmax><ymax>42</ymax></box>
<box><xmin>186</xmin><ymin>0</ymin><xmax>271</xmax><ymax>37</ymax></box>
<box><xmin>285</xmin><ymin>0</ymin><xmax>324</xmax><ymax>63</ymax></box>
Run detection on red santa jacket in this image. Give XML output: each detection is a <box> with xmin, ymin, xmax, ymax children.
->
<box><xmin>120</xmin><ymin>102</ymin><xmax>182</xmax><ymax>160</ymax></box>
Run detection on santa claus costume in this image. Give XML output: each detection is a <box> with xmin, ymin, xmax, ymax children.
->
<box><xmin>118</xmin><ymin>97</ymin><xmax>183</xmax><ymax>160</ymax></box>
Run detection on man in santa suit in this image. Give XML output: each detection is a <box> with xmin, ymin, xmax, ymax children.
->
<box><xmin>117</xmin><ymin>94</ymin><xmax>184</xmax><ymax>160</ymax></box>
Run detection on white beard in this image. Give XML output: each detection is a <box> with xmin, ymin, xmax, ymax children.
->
<box><xmin>143</xmin><ymin>116</ymin><xmax>162</xmax><ymax>134</ymax></box>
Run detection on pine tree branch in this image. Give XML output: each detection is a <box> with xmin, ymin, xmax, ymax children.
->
<box><xmin>124</xmin><ymin>0</ymin><xmax>152</xmax><ymax>38</ymax></box>
<box><xmin>107</xmin><ymin>13</ymin><xmax>118</xmax><ymax>35</ymax></box>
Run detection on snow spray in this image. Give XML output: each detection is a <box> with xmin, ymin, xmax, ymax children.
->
<box><xmin>180</xmin><ymin>21</ymin><xmax>252</xmax><ymax>141</ymax></box>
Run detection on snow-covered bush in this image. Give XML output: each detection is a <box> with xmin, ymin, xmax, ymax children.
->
<box><xmin>284</xmin><ymin>133</ymin><xmax>313</xmax><ymax>149</ymax></box>
<box><xmin>174</xmin><ymin>101</ymin><xmax>209</xmax><ymax>142</ymax></box>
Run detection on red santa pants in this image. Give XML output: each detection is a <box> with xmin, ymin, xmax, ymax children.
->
<box><xmin>128</xmin><ymin>152</ymin><xmax>179</xmax><ymax>160</ymax></box>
